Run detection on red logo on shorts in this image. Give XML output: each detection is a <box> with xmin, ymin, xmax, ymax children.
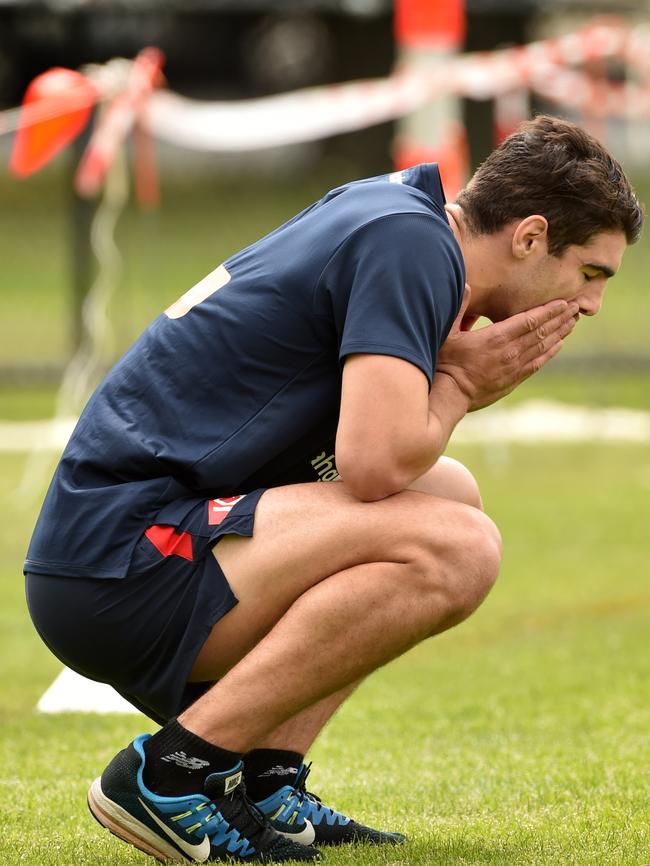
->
<box><xmin>208</xmin><ymin>495</ymin><xmax>245</xmax><ymax>526</ymax></box>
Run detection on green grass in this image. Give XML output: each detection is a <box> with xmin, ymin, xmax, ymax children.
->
<box><xmin>500</xmin><ymin>369</ymin><xmax>650</xmax><ymax>410</ymax></box>
<box><xmin>1</xmin><ymin>442</ymin><xmax>648</xmax><ymax>865</ymax></box>
<box><xmin>1</xmin><ymin>156</ymin><xmax>648</xmax><ymax>864</ymax></box>
<box><xmin>0</xmin><ymin>385</ymin><xmax>59</xmax><ymax>419</ymax></box>
<box><xmin>0</xmin><ymin>160</ymin><xmax>359</xmax><ymax>367</ymax></box>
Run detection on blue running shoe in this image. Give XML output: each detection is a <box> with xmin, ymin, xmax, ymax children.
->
<box><xmin>255</xmin><ymin>763</ymin><xmax>406</xmax><ymax>846</ymax></box>
<box><xmin>87</xmin><ymin>735</ymin><xmax>322</xmax><ymax>862</ymax></box>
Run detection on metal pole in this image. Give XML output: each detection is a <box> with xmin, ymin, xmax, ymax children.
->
<box><xmin>69</xmin><ymin>121</ymin><xmax>97</xmax><ymax>356</ymax></box>
<box><xmin>393</xmin><ymin>0</ymin><xmax>468</xmax><ymax>198</ymax></box>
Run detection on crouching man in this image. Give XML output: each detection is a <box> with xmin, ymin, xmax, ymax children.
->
<box><xmin>25</xmin><ymin>115</ymin><xmax>642</xmax><ymax>862</ymax></box>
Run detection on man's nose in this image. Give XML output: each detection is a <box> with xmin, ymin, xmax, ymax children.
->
<box><xmin>578</xmin><ymin>283</ymin><xmax>606</xmax><ymax>316</ymax></box>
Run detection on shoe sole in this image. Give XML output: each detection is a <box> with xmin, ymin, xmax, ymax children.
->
<box><xmin>88</xmin><ymin>777</ymin><xmax>190</xmax><ymax>863</ymax></box>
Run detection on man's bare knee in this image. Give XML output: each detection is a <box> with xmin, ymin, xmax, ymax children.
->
<box><xmin>409</xmin><ymin>456</ymin><xmax>484</xmax><ymax>510</ymax></box>
<box><xmin>450</xmin><ymin>507</ymin><xmax>502</xmax><ymax>613</ymax></box>
<box><xmin>405</xmin><ymin>502</ymin><xmax>502</xmax><ymax>632</ymax></box>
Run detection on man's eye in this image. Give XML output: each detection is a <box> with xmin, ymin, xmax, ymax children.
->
<box><xmin>583</xmin><ymin>272</ymin><xmax>597</xmax><ymax>282</ymax></box>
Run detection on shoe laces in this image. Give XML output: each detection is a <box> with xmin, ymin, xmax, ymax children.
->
<box><xmin>208</xmin><ymin>778</ymin><xmax>276</xmax><ymax>848</ymax></box>
<box><xmin>291</xmin><ymin>763</ymin><xmax>344</xmax><ymax>825</ymax></box>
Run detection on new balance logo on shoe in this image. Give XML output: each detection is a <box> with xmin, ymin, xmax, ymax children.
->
<box><xmin>160</xmin><ymin>751</ymin><xmax>210</xmax><ymax>770</ymax></box>
<box><xmin>259</xmin><ymin>765</ymin><xmax>299</xmax><ymax>778</ymax></box>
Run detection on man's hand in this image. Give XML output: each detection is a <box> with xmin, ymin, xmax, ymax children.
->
<box><xmin>336</xmin><ymin>290</ymin><xmax>578</xmax><ymax>500</ymax></box>
<box><xmin>436</xmin><ymin>287</ymin><xmax>579</xmax><ymax>411</ymax></box>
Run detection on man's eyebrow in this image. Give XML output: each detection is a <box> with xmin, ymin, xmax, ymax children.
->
<box><xmin>584</xmin><ymin>262</ymin><xmax>616</xmax><ymax>278</ymax></box>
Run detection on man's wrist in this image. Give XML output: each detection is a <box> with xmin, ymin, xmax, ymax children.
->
<box><xmin>430</xmin><ymin>371</ymin><xmax>472</xmax><ymax>419</ymax></box>
<box><xmin>424</xmin><ymin>371</ymin><xmax>472</xmax><ymax>463</ymax></box>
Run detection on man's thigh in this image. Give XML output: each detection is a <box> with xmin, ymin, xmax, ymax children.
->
<box><xmin>190</xmin><ymin>459</ymin><xmax>488</xmax><ymax>680</ymax></box>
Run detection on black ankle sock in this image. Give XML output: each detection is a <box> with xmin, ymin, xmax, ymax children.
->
<box><xmin>143</xmin><ymin>719</ymin><xmax>242</xmax><ymax>797</ymax></box>
<box><xmin>243</xmin><ymin>748</ymin><xmax>304</xmax><ymax>802</ymax></box>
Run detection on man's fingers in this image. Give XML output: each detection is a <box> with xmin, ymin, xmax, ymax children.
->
<box><xmin>518</xmin><ymin>311</ymin><xmax>578</xmax><ymax>363</ymax></box>
<box><xmin>521</xmin><ymin>334</ymin><xmax>566</xmax><ymax>378</ymax></box>
<box><xmin>500</xmin><ymin>299</ymin><xmax>578</xmax><ymax>339</ymax></box>
<box><xmin>440</xmin><ymin>295</ymin><xmax>579</xmax><ymax>410</ymax></box>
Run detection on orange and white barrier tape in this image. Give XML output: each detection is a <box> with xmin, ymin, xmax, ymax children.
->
<box><xmin>141</xmin><ymin>20</ymin><xmax>650</xmax><ymax>153</ymax></box>
<box><xmin>3</xmin><ymin>20</ymin><xmax>650</xmax><ymax>165</ymax></box>
<box><xmin>74</xmin><ymin>47</ymin><xmax>164</xmax><ymax>199</ymax></box>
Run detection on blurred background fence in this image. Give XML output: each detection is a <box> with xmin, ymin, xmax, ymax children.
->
<box><xmin>1</xmin><ymin>0</ymin><xmax>649</xmax><ymax>413</ymax></box>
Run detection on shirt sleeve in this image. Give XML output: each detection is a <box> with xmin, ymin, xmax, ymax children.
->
<box><xmin>317</xmin><ymin>212</ymin><xmax>464</xmax><ymax>386</ymax></box>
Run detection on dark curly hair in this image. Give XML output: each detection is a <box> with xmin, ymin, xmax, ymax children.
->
<box><xmin>456</xmin><ymin>115</ymin><xmax>644</xmax><ymax>255</ymax></box>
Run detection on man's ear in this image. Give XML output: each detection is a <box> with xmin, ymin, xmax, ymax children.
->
<box><xmin>511</xmin><ymin>215</ymin><xmax>548</xmax><ymax>259</ymax></box>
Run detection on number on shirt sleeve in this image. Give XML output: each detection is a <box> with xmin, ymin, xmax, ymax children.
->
<box><xmin>164</xmin><ymin>264</ymin><xmax>232</xmax><ymax>319</ymax></box>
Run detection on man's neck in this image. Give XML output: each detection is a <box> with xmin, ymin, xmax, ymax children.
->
<box><xmin>443</xmin><ymin>203</ymin><xmax>510</xmax><ymax>321</ymax></box>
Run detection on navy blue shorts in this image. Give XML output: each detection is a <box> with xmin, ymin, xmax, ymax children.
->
<box><xmin>25</xmin><ymin>489</ymin><xmax>266</xmax><ymax>725</ymax></box>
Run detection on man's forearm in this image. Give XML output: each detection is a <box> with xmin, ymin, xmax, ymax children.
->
<box><xmin>423</xmin><ymin>371</ymin><xmax>472</xmax><ymax>470</ymax></box>
<box><xmin>363</xmin><ymin>372</ymin><xmax>471</xmax><ymax>500</ymax></box>
<box><xmin>336</xmin><ymin>356</ymin><xmax>471</xmax><ymax>503</ymax></box>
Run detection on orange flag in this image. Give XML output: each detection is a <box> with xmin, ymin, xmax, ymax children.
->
<box><xmin>10</xmin><ymin>67</ymin><xmax>98</xmax><ymax>177</ymax></box>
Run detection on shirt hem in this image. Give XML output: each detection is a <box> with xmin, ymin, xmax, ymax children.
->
<box><xmin>24</xmin><ymin>560</ymin><xmax>128</xmax><ymax>579</ymax></box>
<box><xmin>339</xmin><ymin>343</ymin><xmax>433</xmax><ymax>385</ymax></box>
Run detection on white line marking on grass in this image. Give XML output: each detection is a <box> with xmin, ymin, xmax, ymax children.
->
<box><xmin>0</xmin><ymin>417</ymin><xmax>77</xmax><ymax>452</ymax></box>
<box><xmin>453</xmin><ymin>400</ymin><xmax>650</xmax><ymax>443</ymax></box>
<box><xmin>3</xmin><ymin>400</ymin><xmax>649</xmax><ymax>455</ymax></box>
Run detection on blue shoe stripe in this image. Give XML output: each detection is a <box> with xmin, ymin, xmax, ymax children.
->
<box><xmin>256</xmin><ymin>781</ymin><xmax>350</xmax><ymax>828</ymax></box>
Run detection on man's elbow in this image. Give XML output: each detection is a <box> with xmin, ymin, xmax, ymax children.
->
<box><xmin>337</xmin><ymin>460</ymin><xmax>412</xmax><ymax>502</ymax></box>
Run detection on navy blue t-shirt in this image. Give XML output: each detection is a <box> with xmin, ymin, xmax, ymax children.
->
<box><xmin>25</xmin><ymin>164</ymin><xmax>464</xmax><ymax>578</ymax></box>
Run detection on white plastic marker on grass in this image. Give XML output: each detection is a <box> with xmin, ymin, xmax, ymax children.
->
<box><xmin>37</xmin><ymin>667</ymin><xmax>140</xmax><ymax>715</ymax></box>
